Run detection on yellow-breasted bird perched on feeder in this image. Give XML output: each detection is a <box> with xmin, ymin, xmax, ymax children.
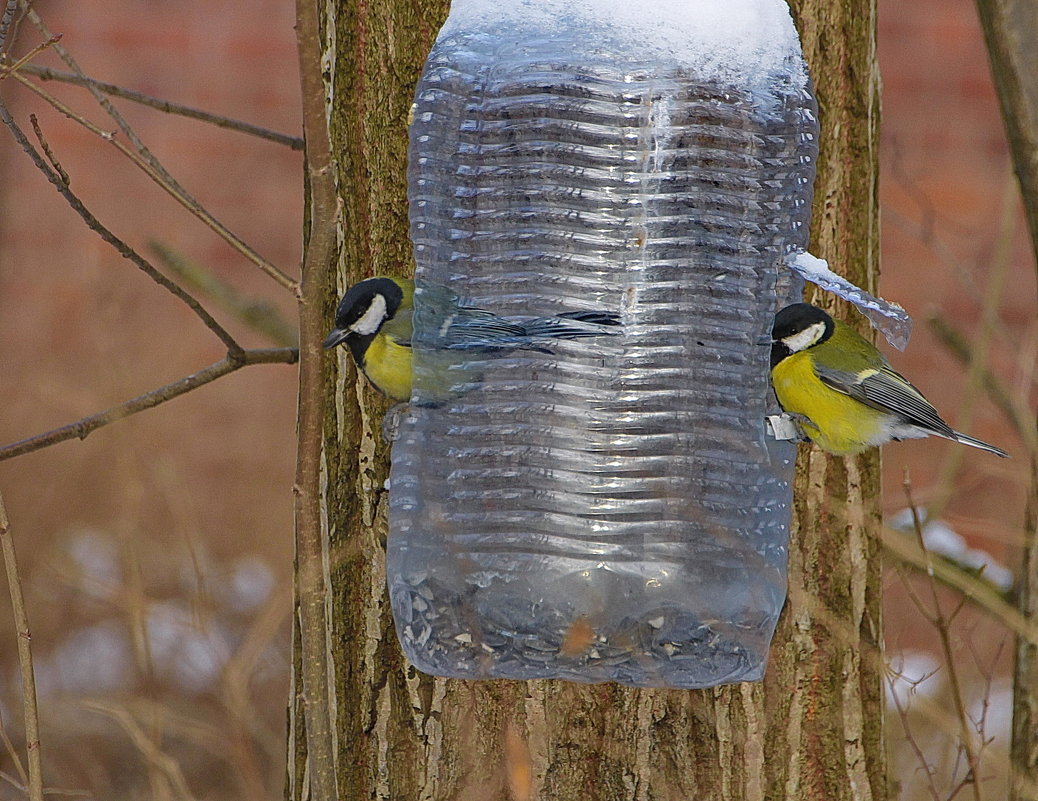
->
<box><xmin>770</xmin><ymin>303</ymin><xmax>1008</xmax><ymax>457</ymax></box>
<box><xmin>324</xmin><ymin>276</ymin><xmax>622</xmax><ymax>402</ymax></box>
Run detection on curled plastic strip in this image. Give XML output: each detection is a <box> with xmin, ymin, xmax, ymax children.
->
<box><xmin>785</xmin><ymin>250</ymin><xmax>913</xmax><ymax>350</ymax></box>
<box><xmin>766</xmin><ymin>414</ymin><xmax>803</xmax><ymax>443</ymax></box>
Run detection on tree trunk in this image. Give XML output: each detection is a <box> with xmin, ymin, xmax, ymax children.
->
<box><xmin>294</xmin><ymin>1</ymin><xmax>887</xmax><ymax>799</ymax></box>
<box><xmin>973</xmin><ymin>3</ymin><xmax>1038</xmax><ymax>800</ymax></box>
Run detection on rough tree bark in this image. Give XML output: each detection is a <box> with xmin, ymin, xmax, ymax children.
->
<box><xmin>293</xmin><ymin>0</ymin><xmax>886</xmax><ymax>799</ymax></box>
<box><xmin>973</xmin><ymin>3</ymin><xmax>1038</xmax><ymax>800</ymax></box>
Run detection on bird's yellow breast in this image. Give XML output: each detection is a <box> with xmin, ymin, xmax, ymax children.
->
<box><xmin>361</xmin><ymin>333</ymin><xmax>413</xmax><ymax>402</ymax></box>
<box><xmin>771</xmin><ymin>351</ymin><xmax>885</xmax><ymax>455</ymax></box>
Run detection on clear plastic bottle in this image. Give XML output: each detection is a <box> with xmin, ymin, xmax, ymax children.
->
<box><xmin>388</xmin><ymin>0</ymin><xmax>817</xmax><ymax>688</ymax></box>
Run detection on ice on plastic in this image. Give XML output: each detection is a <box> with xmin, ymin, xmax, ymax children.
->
<box><xmin>785</xmin><ymin>250</ymin><xmax>913</xmax><ymax>350</ymax></box>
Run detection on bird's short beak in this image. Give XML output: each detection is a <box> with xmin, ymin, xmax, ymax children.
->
<box><xmin>323</xmin><ymin>328</ymin><xmax>350</xmax><ymax>349</ymax></box>
<box><xmin>756</xmin><ymin>335</ymin><xmax>774</xmax><ymax>346</ymax></box>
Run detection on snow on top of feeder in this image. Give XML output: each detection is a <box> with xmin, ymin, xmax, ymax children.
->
<box><xmin>440</xmin><ymin>0</ymin><xmax>809</xmax><ymax>106</ymax></box>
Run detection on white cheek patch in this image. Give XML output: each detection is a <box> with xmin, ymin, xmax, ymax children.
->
<box><xmin>782</xmin><ymin>320</ymin><xmax>826</xmax><ymax>353</ymax></box>
<box><xmin>350</xmin><ymin>294</ymin><xmax>388</xmax><ymax>336</ymax></box>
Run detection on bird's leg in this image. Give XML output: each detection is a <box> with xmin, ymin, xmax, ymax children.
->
<box><xmin>786</xmin><ymin>412</ymin><xmax>816</xmax><ymax>443</ymax></box>
<box><xmin>766</xmin><ymin>412</ymin><xmax>814</xmax><ymax>443</ymax></box>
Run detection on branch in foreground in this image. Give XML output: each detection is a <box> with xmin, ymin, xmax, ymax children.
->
<box><xmin>16</xmin><ymin>63</ymin><xmax>304</xmax><ymax>150</ymax></box>
<box><xmin>0</xmin><ymin>348</ymin><xmax>298</xmax><ymax>461</ymax></box>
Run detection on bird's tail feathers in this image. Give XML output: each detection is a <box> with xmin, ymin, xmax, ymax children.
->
<box><xmin>554</xmin><ymin>310</ymin><xmax>622</xmax><ymax>327</ymax></box>
<box><xmin>948</xmin><ymin>430</ymin><xmax>1009</xmax><ymax>458</ymax></box>
<box><xmin>524</xmin><ymin>311</ymin><xmax>621</xmax><ymax>340</ymax></box>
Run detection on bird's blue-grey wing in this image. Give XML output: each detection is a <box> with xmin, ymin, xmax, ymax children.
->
<box><xmin>442</xmin><ymin>308</ymin><xmax>527</xmax><ymax>347</ymax></box>
<box><xmin>814</xmin><ymin>363</ymin><xmax>956</xmax><ymax>436</ymax></box>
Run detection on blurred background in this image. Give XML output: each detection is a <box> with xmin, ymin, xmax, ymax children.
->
<box><xmin>0</xmin><ymin>0</ymin><xmax>1032</xmax><ymax>798</ymax></box>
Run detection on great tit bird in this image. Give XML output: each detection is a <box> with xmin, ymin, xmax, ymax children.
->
<box><xmin>323</xmin><ymin>276</ymin><xmax>621</xmax><ymax>402</ymax></box>
<box><xmin>770</xmin><ymin>303</ymin><xmax>1007</xmax><ymax>457</ymax></box>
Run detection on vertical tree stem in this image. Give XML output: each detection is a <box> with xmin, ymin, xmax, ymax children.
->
<box><xmin>0</xmin><ymin>492</ymin><xmax>44</xmax><ymax>801</ymax></box>
<box><xmin>293</xmin><ymin>0</ymin><xmax>340</xmax><ymax>797</ymax></box>
<box><xmin>973</xmin><ymin>3</ymin><xmax>1038</xmax><ymax>799</ymax></box>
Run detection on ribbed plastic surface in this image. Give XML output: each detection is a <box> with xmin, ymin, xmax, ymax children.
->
<box><xmin>389</xmin><ymin>23</ymin><xmax>817</xmax><ymax>687</ymax></box>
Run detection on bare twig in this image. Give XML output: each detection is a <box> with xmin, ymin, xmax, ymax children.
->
<box><xmin>0</xmin><ymin>720</ymin><xmax>27</xmax><ymax>787</ymax></box>
<box><xmin>904</xmin><ymin>475</ymin><xmax>985</xmax><ymax>801</ymax></box>
<box><xmin>0</xmin><ymin>32</ymin><xmax>59</xmax><ymax>77</ymax></box>
<box><xmin>0</xmin><ymin>348</ymin><xmax>297</xmax><ymax>461</ymax></box>
<box><xmin>969</xmin><ymin>632</ymin><xmax>1009</xmax><ymax>745</ymax></box>
<box><xmin>0</xmin><ymin>772</ymin><xmax>90</xmax><ymax>798</ymax></box>
<box><xmin>0</xmin><ymin>492</ymin><xmax>44</xmax><ymax>801</ymax></box>
<box><xmin>7</xmin><ymin>71</ymin><xmax>119</xmax><ymax>136</ymax></box>
<box><xmin>220</xmin><ymin>584</ymin><xmax>293</xmax><ymax>787</ymax></box>
<box><xmin>18</xmin><ymin>2</ymin><xmax>299</xmax><ymax>293</ymax></box>
<box><xmin>0</xmin><ymin>100</ymin><xmax>245</xmax><ymax>353</ymax></box>
<box><xmin>0</xmin><ymin>0</ymin><xmax>18</xmax><ymax>57</ymax></box>
<box><xmin>8</xmin><ymin>69</ymin><xmax>299</xmax><ymax>292</ymax></box>
<box><xmin>1016</xmin><ymin>440</ymin><xmax>1038</xmax><ymax>801</ymax></box>
<box><xmin>28</xmin><ymin>112</ymin><xmax>68</xmax><ymax>184</ymax></box>
<box><xmin>13</xmin><ymin>63</ymin><xmax>304</xmax><ymax>149</ymax></box>
<box><xmin>293</xmin><ymin>0</ymin><xmax>339</xmax><ymax>796</ymax></box>
<box><xmin>886</xmin><ymin>667</ymin><xmax>943</xmax><ymax>801</ymax></box>
<box><xmin>150</xmin><ymin>242</ymin><xmax>298</xmax><ymax>348</ymax></box>
<box><xmin>81</xmin><ymin>702</ymin><xmax>195</xmax><ymax>801</ymax></box>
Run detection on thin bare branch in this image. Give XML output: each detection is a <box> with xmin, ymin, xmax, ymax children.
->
<box><xmin>18</xmin><ymin>2</ymin><xmax>300</xmax><ymax>293</ymax></box>
<box><xmin>14</xmin><ymin>63</ymin><xmax>304</xmax><ymax>149</ymax></box>
<box><xmin>0</xmin><ymin>0</ymin><xmax>18</xmax><ymax>57</ymax></box>
<box><xmin>0</xmin><ymin>32</ymin><xmax>59</xmax><ymax>77</ymax></box>
<box><xmin>8</xmin><ymin>71</ymin><xmax>118</xmax><ymax>136</ymax></box>
<box><xmin>0</xmin><ymin>772</ymin><xmax>91</xmax><ymax>798</ymax></box>
<box><xmin>969</xmin><ymin>21</ymin><xmax>1038</xmax><ymax>791</ymax></box>
<box><xmin>8</xmin><ymin>68</ymin><xmax>299</xmax><ymax>292</ymax></box>
<box><xmin>0</xmin><ymin>492</ymin><xmax>43</xmax><ymax>801</ymax></box>
<box><xmin>0</xmin><ymin>721</ymin><xmax>27</xmax><ymax>788</ymax></box>
<box><xmin>886</xmin><ymin>668</ymin><xmax>943</xmax><ymax>801</ymax></box>
<box><xmin>969</xmin><ymin>632</ymin><xmax>1009</xmax><ymax>740</ymax></box>
<box><xmin>0</xmin><ymin>348</ymin><xmax>298</xmax><ymax>461</ymax></box>
<box><xmin>293</xmin><ymin>0</ymin><xmax>339</xmax><ymax>795</ymax></box>
<box><xmin>0</xmin><ymin>99</ymin><xmax>244</xmax><ymax>352</ymax></box>
<box><xmin>28</xmin><ymin>112</ymin><xmax>67</xmax><ymax>184</ymax></box>
<box><xmin>80</xmin><ymin>702</ymin><xmax>195</xmax><ymax>801</ymax></box>
<box><xmin>975</xmin><ymin>0</ymin><xmax>1038</xmax><ymax>260</ymax></box>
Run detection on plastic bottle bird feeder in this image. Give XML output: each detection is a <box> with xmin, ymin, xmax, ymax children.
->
<box><xmin>387</xmin><ymin>0</ymin><xmax>818</xmax><ymax>688</ymax></box>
